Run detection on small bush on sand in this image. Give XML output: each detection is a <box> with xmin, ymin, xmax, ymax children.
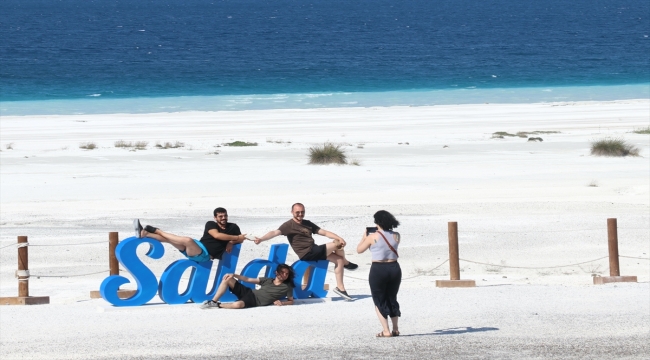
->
<box><xmin>309</xmin><ymin>143</ymin><xmax>347</xmax><ymax>165</ymax></box>
<box><xmin>632</xmin><ymin>126</ymin><xmax>650</xmax><ymax>135</ymax></box>
<box><xmin>79</xmin><ymin>142</ymin><xmax>97</xmax><ymax>150</ymax></box>
<box><xmin>497</xmin><ymin>130</ymin><xmax>560</xmax><ymax>139</ymax></box>
<box><xmin>114</xmin><ymin>140</ymin><xmax>131</xmax><ymax>148</ymax></box>
<box><xmin>527</xmin><ymin>137</ymin><xmax>543</xmax><ymax>142</ymax></box>
<box><xmin>6</xmin><ymin>143</ymin><xmax>14</xmax><ymax>150</ymax></box>
<box><xmin>590</xmin><ymin>138</ymin><xmax>639</xmax><ymax>157</ymax></box>
<box><xmin>531</xmin><ymin>131</ymin><xmax>560</xmax><ymax>134</ymax></box>
<box><xmin>224</xmin><ymin>141</ymin><xmax>258</xmax><ymax>147</ymax></box>
<box><xmin>492</xmin><ymin>131</ymin><xmax>516</xmax><ymax>138</ymax></box>
<box><xmin>155</xmin><ymin>141</ymin><xmax>185</xmax><ymax>149</ymax></box>
<box><xmin>115</xmin><ymin>140</ymin><xmax>148</xmax><ymax>150</ymax></box>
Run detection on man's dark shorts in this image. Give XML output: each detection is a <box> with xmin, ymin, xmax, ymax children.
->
<box><xmin>300</xmin><ymin>244</ymin><xmax>328</xmax><ymax>261</ymax></box>
<box><xmin>230</xmin><ymin>281</ymin><xmax>258</xmax><ymax>308</ymax></box>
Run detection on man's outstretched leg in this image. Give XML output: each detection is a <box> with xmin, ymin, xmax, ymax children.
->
<box><xmin>324</xmin><ymin>245</ymin><xmax>353</xmax><ymax>301</ymax></box>
<box><xmin>336</xmin><ymin>248</ymin><xmax>358</xmax><ymax>270</ymax></box>
<box><xmin>201</xmin><ymin>274</ymin><xmax>245</xmax><ymax>309</ymax></box>
<box><xmin>135</xmin><ymin>219</ymin><xmax>203</xmax><ymax>257</ymax></box>
<box><xmin>325</xmin><ymin>239</ymin><xmax>358</xmax><ymax>270</ymax></box>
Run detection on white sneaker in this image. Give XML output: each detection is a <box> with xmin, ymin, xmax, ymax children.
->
<box><xmin>133</xmin><ymin>219</ymin><xmax>143</xmax><ymax>238</ymax></box>
<box><xmin>200</xmin><ymin>300</ymin><xmax>220</xmax><ymax>309</ymax></box>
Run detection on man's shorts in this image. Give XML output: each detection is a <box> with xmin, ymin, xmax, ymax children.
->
<box><xmin>230</xmin><ymin>281</ymin><xmax>258</xmax><ymax>308</ymax></box>
<box><xmin>180</xmin><ymin>239</ymin><xmax>211</xmax><ymax>263</ymax></box>
<box><xmin>300</xmin><ymin>244</ymin><xmax>328</xmax><ymax>261</ymax></box>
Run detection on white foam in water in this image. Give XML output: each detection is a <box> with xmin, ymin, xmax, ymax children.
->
<box><xmin>1</xmin><ymin>84</ymin><xmax>648</xmax><ymax>116</ymax></box>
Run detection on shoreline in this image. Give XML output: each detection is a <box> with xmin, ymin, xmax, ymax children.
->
<box><xmin>2</xmin><ymin>83</ymin><xmax>649</xmax><ymax>116</ymax></box>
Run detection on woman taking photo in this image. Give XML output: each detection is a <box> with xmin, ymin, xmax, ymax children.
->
<box><xmin>357</xmin><ymin>210</ymin><xmax>401</xmax><ymax>337</ymax></box>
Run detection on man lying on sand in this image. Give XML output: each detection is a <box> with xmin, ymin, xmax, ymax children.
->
<box><xmin>201</xmin><ymin>264</ymin><xmax>295</xmax><ymax>309</ymax></box>
<box><xmin>134</xmin><ymin>207</ymin><xmax>247</xmax><ymax>263</ymax></box>
<box><xmin>254</xmin><ymin>202</ymin><xmax>357</xmax><ymax>301</ymax></box>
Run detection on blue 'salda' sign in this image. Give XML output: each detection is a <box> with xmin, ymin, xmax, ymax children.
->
<box><xmin>100</xmin><ymin>237</ymin><xmax>329</xmax><ymax>306</ymax></box>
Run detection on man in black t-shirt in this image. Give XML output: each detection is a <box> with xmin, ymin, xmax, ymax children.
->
<box><xmin>254</xmin><ymin>203</ymin><xmax>357</xmax><ymax>301</ymax></box>
<box><xmin>199</xmin><ymin>207</ymin><xmax>246</xmax><ymax>260</ymax></box>
<box><xmin>135</xmin><ymin>207</ymin><xmax>247</xmax><ymax>263</ymax></box>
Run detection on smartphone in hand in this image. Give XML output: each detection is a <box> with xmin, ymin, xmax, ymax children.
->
<box><xmin>366</xmin><ymin>227</ymin><xmax>378</xmax><ymax>235</ymax></box>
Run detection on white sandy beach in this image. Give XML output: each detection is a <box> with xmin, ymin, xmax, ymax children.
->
<box><xmin>1</xmin><ymin>100</ymin><xmax>649</xmax><ymax>359</ymax></box>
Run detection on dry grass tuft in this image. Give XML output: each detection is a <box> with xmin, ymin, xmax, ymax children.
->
<box><xmin>115</xmin><ymin>140</ymin><xmax>148</xmax><ymax>150</ymax></box>
<box><xmin>308</xmin><ymin>142</ymin><xmax>347</xmax><ymax>165</ymax></box>
<box><xmin>590</xmin><ymin>138</ymin><xmax>639</xmax><ymax>157</ymax></box>
<box><xmin>5</xmin><ymin>143</ymin><xmax>14</xmax><ymax>150</ymax></box>
<box><xmin>114</xmin><ymin>140</ymin><xmax>131</xmax><ymax>148</ymax></box>
<box><xmin>79</xmin><ymin>142</ymin><xmax>97</xmax><ymax>150</ymax></box>
<box><xmin>155</xmin><ymin>141</ymin><xmax>185</xmax><ymax>149</ymax></box>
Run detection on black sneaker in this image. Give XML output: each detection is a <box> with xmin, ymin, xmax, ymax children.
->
<box><xmin>133</xmin><ymin>219</ymin><xmax>143</xmax><ymax>238</ymax></box>
<box><xmin>144</xmin><ymin>225</ymin><xmax>158</xmax><ymax>233</ymax></box>
<box><xmin>333</xmin><ymin>287</ymin><xmax>353</xmax><ymax>301</ymax></box>
<box><xmin>344</xmin><ymin>262</ymin><xmax>358</xmax><ymax>270</ymax></box>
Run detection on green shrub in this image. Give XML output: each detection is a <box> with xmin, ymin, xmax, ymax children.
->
<box><xmin>308</xmin><ymin>143</ymin><xmax>347</xmax><ymax>165</ymax></box>
<box><xmin>632</xmin><ymin>126</ymin><xmax>650</xmax><ymax>135</ymax></box>
<box><xmin>492</xmin><ymin>131</ymin><xmax>516</xmax><ymax>138</ymax></box>
<box><xmin>224</xmin><ymin>141</ymin><xmax>258</xmax><ymax>147</ymax></box>
<box><xmin>590</xmin><ymin>138</ymin><xmax>639</xmax><ymax>157</ymax></box>
<box><xmin>156</xmin><ymin>141</ymin><xmax>185</xmax><ymax>149</ymax></box>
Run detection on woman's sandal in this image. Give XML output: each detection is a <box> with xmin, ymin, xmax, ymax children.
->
<box><xmin>391</xmin><ymin>330</ymin><xmax>400</xmax><ymax>337</ymax></box>
<box><xmin>376</xmin><ymin>331</ymin><xmax>392</xmax><ymax>338</ymax></box>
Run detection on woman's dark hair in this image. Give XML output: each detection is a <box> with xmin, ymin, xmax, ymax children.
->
<box><xmin>276</xmin><ymin>264</ymin><xmax>295</xmax><ymax>285</ymax></box>
<box><xmin>374</xmin><ymin>210</ymin><xmax>400</xmax><ymax>231</ymax></box>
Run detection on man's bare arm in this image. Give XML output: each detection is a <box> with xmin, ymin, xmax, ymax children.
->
<box><xmin>317</xmin><ymin>228</ymin><xmax>347</xmax><ymax>247</ymax></box>
<box><xmin>254</xmin><ymin>229</ymin><xmax>282</xmax><ymax>244</ymax></box>
<box><xmin>232</xmin><ymin>274</ymin><xmax>260</xmax><ymax>285</ymax></box>
<box><xmin>274</xmin><ymin>296</ymin><xmax>294</xmax><ymax>306</ymax></box>
<box><xmin>208</xmin><ymin>229</ymin><xmax>247</xmax><ymax>243</ymax></box>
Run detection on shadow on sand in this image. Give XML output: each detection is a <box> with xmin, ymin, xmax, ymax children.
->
<box><xmin>400</xmin><ymin>326</ymin><xmax>499</xmax><ymax>337</ymax></box>
<box><xmin>331</xmin><ymin>294</ymin><xmax>373</xmax><ymax>302</ymax></box>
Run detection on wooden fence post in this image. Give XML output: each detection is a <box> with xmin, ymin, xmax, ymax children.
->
<box><xmin>0</xmin><ymin>236</ymin><xmax>50</xmax><ymax>305</ymax></box>
<box><xmin>109</xmin><ymin>232</ymin><xmax>119</xmax><ymax>276</ymax></box>
<box><xmin>90</xmin><ymin>232</ymin><xmax>137</xmax><ymax>299</ymax></box>
<box><xmin>593</xmin><ymin>218</ymin><xmax>637</xmax><ymax>284</ymax></box>
<box><xmin>436</xmin><ymin>222</ymin><xmax>475</xmax><ymax>288</ymax></box>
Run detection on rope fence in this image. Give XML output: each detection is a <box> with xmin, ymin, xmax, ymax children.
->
<box><xmin>1</xmin><ymin>218</ymin><xmax>647</xmax><ymax>305</ymax></box>
<box><xmin>32</xmin><ymin>270</ymin><xmax>109</xmax><ymax>278</ymax></box>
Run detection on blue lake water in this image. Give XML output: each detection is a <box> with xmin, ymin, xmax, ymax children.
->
<box><xmin>1</xmin><ymin>0</ymin><xmax>648</xmax><ymax>115</ymax></box>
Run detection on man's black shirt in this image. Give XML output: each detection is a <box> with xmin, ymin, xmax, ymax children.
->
<box><xmin>200</xmin><ymin>221</ymin><xmax>241</xmax><ymax>260</ymax></box>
